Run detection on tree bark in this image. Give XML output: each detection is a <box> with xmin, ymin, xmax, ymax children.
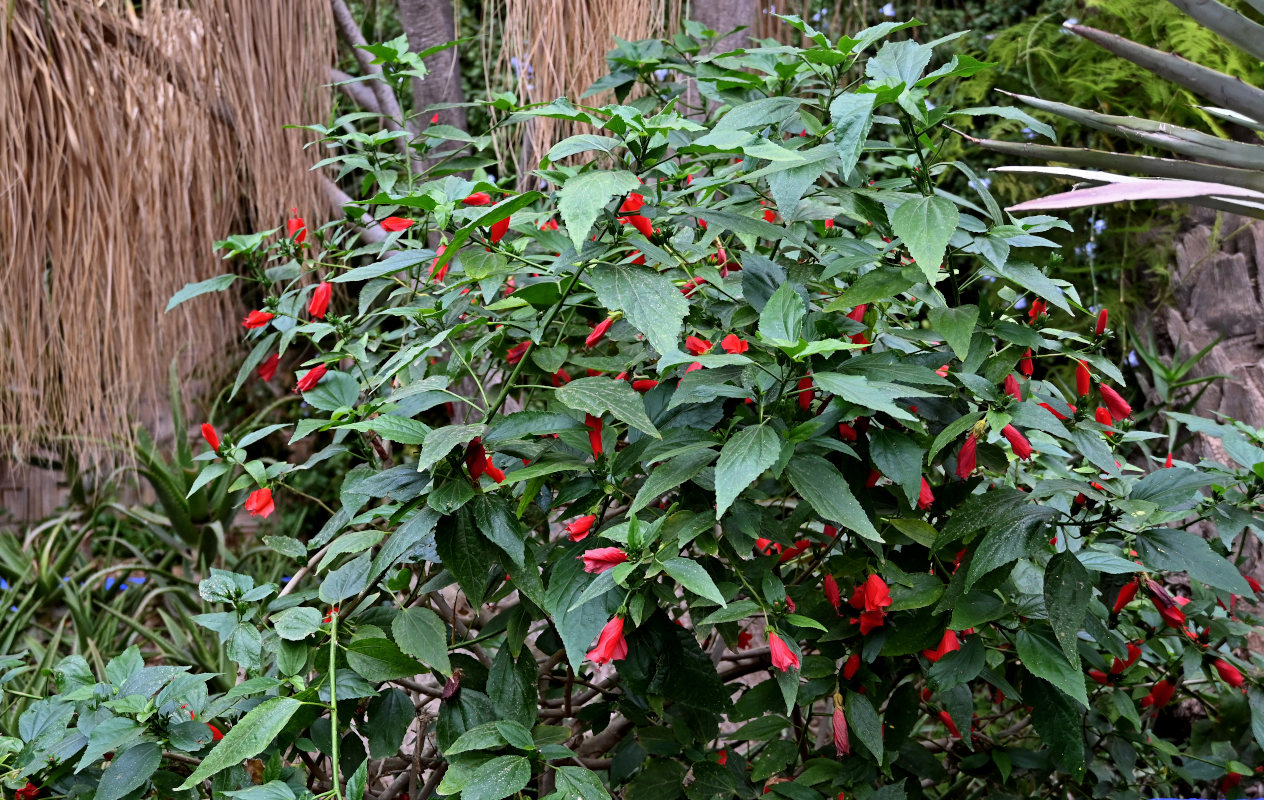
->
<box><xmin>689</xmin><ymin>0</ymin><xmax>756</xmax><ymax>52</ymax></box>
<box><xmin>1141</xmin><ymin>208</ymin><xmax>1264</xmax><ymax>585</ymax></box>
<box><xmin>396</xmin><ymin>0</ymin><xmax>466</xmax><ymax>132</ymax></box>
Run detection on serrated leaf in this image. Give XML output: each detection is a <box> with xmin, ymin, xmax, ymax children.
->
<box><xmin>393</xmin><ymin>606</ymin><xmax>452</xmax><ymax>676</ymax></box>
<box><xmin>1015</xmin><ymin>628</ymin><xmax>1087</xmax><ymax>707</ymax></box>
<box><xmin>927</xmin><ymin>305</ymin><xmax>978</xmax><ymax>361</ymax></box>
<box><xmin>662</xmin><ymin>557</ymin><xmax>726</xmax><ymax>606</ymax></box>
<box><xmin>417</xmin><ymin>424</ymin><xmax>486</xmax><ymax>474</ymax></box>
<box><xmin>714</xmin><ymin>424</ymin><xmax>781</xmax><ymax>519</ymax></box>
<box><xmin>1044</xmin><ymin>551</ymin><xmax>1090</xmax><ymax>668</ymax></box>
<box><xmin>345</xmin><ymin>638</ymin><xmax>426</xmax><ymax>683</ymax></box>
<box><xmin>891</xmin><ymin>195</ymin><xmax>958</xmax><ymax>284</ymax></box>
<box><xmin>786</xmin><ymin>455</ymin><xmax>880</xmax><ymax>541</ymax></box>
<box><xmin>829</xmin><ymin>93</ymin><xmax>876</xmax><ymax>178</ymax></box>
<box><xmin>586</xmin><ymin>263</ymin><xmax>689</xmax><ymax>358</ymax></box>
<box><xmin>167</xmin><ymin>274</ymin><xmax>237</xmax><ymax>312</ymax></box>
<box><xmin>557</xmin><ymin>170</ymin><xmax>641</xmax><ymax>251</ymax></box>
<box><xmin>630</xmin><ymin>449</ymin><xmax>718</xmax><ymax>514</ymax></box>
<box><xmin>556</xmin><ymin>377</ymin><xmax>660</xmax><ymax>438</ymax></box>
<box><xmin>177</xmin><ymin>697</ymin><xmax>302</xmax><ymax>789</ymax></box>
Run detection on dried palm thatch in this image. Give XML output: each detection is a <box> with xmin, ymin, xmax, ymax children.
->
<box><xmin>488</xmin><ymin>0</ymin><xmax>669</xmax><ymax>186</ymax></box>
<box><xmin>0</xmin><ymin>0</ymin><xmax>332</xmax><ymax>470</ymax></box>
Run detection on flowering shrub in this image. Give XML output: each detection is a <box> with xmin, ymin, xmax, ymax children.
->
<box><xmin>6</xmin><ymin>16</ymin><xmax>1264</xmax><ymax>800</ymax></box>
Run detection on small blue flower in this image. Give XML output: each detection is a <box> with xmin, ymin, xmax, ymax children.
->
<box><xmin>1127</xmin><ymin>350</ymin><xmax>1140</xmax><ymax>367</ymax></box>
<box><xmin>880</xmin><ymin>2</ymin><xmax>895</xmax><ymax>17</ymax></box>
<box><xmin>1093</xmin><ymin>218</ymin><xmax>1107</xmax><ymax>234</ymax></box>
<box><xmin>1014</xmin><ymin>297</ymin><xmax>1028</xmax><ymax>310</ymax></box>
<box><xmin>0</xmin><ymin>578</ymin><xmax>9</xmax><ymax>590</ymax></box>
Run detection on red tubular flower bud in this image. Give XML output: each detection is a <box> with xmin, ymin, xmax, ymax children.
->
<box><xmin>257</xmin><ymin>353</ymin><xmax>280</xmax><ymax>382</ymax></box>
<box><xmin>551</xmin><ymin>369</ymin><xmax>572</xmax><ymax>387</ymax></box>
<box><xmin>1111</xmin><ymin>643</ymin><xmax>1142</xmax><ymax>674</ymax></box>
<box><xmin>798</xmin><ymin>377</ymin><xmax>814</xmax><ymax>411</ymax></box>
<box><xmin>632</xmin><ymin>379</ymin><xmax>659</xmax><ymax>393</ymax></box>
<box><xmin>287</xmin><ymin>208</ymin><xmax>307</xmax><ymax>243</ymax></box>
<box><xmin>242</xmin><ymin>310</ymin><xmax>274</xmax><ymax>329</ymax></box>
<box><xmin>938</xmin><ymin>710</ymin><xmax>962</xmax><ymax>738</ymax></box>
<box><xmin>566</xmin><ymin>515</ymin><xmax>596</xmax><ymax>542</ymax></box>
<box><xmin>586</xmin><ymin>317</ymin><xmax>614</xmax><ymax>348</ymax></box>
<box><xmin>768</xmin><ymin>631</ymin><xmax>800</xmax><ymax>671</ymax></box>
<box><xmin>1001</xmin><ymin>425</ymin><xmax>1032</xmax><ymax>460</ymax></box>
<box><xmin>832</xmin><ymin>698</ymin><xmax>850</xmax><ymax>756</ymax></box>
<box><xmin>1095</xmin><ymin>308</ymin><xmax>1108</xmax><ymax>335</ymax></box>
<box><xmin>1164</xmin><ymin>452</ymin><xmax>1174</xmax><ymax>468</ymax></box>
<box><xmin>465</xmin><ymin>437</ymin><xmax>488</xmax><ymax>480</ymax></box>
<box><xmin>585</xmin><ymin>414</ymin><xmax>603</xmax><ymax>460</ymax></box>
<box><xmin>295</xmin><ymin>364</ymin><xmax>328</xmax><ymax>392</ymax></box>
<box><xmin>620</xmin><ymin>214</ymin><xmax>653</xmax><ymax>239</ymax></box>
<box><xmin>201</xmin><ymin>423</ymin><xmax>220</xmax><ymax>452</ymax></box>
<box><xmin>1019</xmin><ymin>348</ymin><xmax>1034</xmax><ymax>377</ymax></box>
<box><xmin>1099</xmin><ymin>383</ymin><xmax>1132</xmax><ymax>421</ymax></box>
<box><xmin>838</xmin><ymin>423</ymin><xmax>857</xmax><ymax>442</ymax></box>
<box><xmin>918</xmin><ymin>477</ymin><xmax>935</xmax><ymax>510</ymax></box>
<box><xmin>1003</xmin><ymin>374</ymin><xmax>1021</xmax><ymax>402</ymax></box>
<box><xmin>618</xmin><ymin>193</ymin><xmax>645</xmax><ymax>214</ymax></box>
<box><xmin>244</xmin><ymin>487</ymin><xmax>275</xmax><ymax>519</ymax></box>
<box><xmin>823</xmin><ymin>574</ymin><xmax>841</xmax><ymax>613</ymax></box>
<box><xmin>1088</xmin><ymin>669</ymin><xmax>1109</xmax><ymax>685</ymax></box>
<box><xmin>308</xmin><ymin>281</ymin><xmax>332</xmax><ymax>319</ymax></box>
<box><xmin>1140</xmin><ymin>679</ymin><xmax>1176</xmax><ymax>708</ymax></box>
<box><xmin>686</xmin><ymin>336</ymin><xmax>713</xmax><ymax>356</ymax></box>
<box><xmin>843</xmin><ymin>653</ymin><xmax>860</xmax><ymax>680</ymax></box>
<box><xmin>461</xmin><ymin>192</ymin><xmax>492</xmax><ymax>206</ymax></box>
<box><xmin>1112</xmin><ymin>580</ymin><xmax>1139</xmax><ymax>614</ymax></box>
<box><xmin>1095</xmin><ymin>407</ymin><xmax>1114</xmax><ymax>431</ymax></box>
<box><xmin>1213</xmin><ymin>658</ymin><xmax>1245</xmax><ymax>689</ymax></box>
<box><xmin>956</xmin><ymin>434</ymin><xmax>978</xmax><ymax>478</ymax></box>
<box><xmin>586</xmin><ymin>616</ymin><xmax>628</xmax><ymax>664</ymax></box>
<box><xmin>580</xmin><ymin>547</ymin><xmax>629</xmax><ymax>574</ymax></box>
<box><xmin>505</xmin><ymin>341</ymin><xmax>530</xmax><ymax>364</ymax></box>
<box><xmin>490</xmin><ymin>215</ymin><xmax>511</xmax><ymax>244</ymax></box>
<box><xmin>381</xmin><ymin>216</ymin><xmax>415</xmax><ymax>232</ymax></box>
<box><xmin>1076</xmin><ymin>360</ymin><xmax>1091</xmax><ymax>397</ymax></box>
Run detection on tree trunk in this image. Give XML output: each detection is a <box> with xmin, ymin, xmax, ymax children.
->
<box><xmin>1143</xmin><ymin>208</ymin><xmax>1264</xmax><ymax>584</ymax></box>
<box><xmin>397</xmin><ymin>0</ymin><xmax>466</xmax><ymax>131</ymax></box>
<box><xmin>689</xmin><ymin>0</ymin><xmax>756</xmax><ymax>51</ymax></box>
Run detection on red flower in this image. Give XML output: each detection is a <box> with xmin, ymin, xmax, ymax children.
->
<box><xmin>1028</xmin><ymin>299</ymin><xmax>1047</xmax><ymax>321</ymax></box>
<box><xmin>824</xmin><ymin>219</ymin><xmax>835</xmax><ymax>229</ymax></box>
<box><xmin>721</xmin><ymin>334</ymin><xmax>748</xmax><ymax>354</ymax></box>
<box><xmin>309</xmin><ymin>281</ymin><xmax>332</xmax><ymax>319</ymax></box>
<box><xmin>1100</xmin><ymin>383</ymin><xmax>1132</xmax><ymax>421</ymax></box>
<box><xmin>823</xmin><ymin>574</ymin><xmax>841</xmax><ymax>613</ymax></box>
<box><xmin>1164</xmin><ymin>452</ymin><xmax>1174</xmax><ymax>468</ymax></box>
<box><xmin>430</xmin><ymin>245</ymin><xmax>449</xmax><ymax>283</ymax></box>
<box><xmin>685</xmin><ymin>361</ymin><xmax>704</xmax><ymax>373</ymax></box>
<box><xmin>621</xmin><ymin>214</ymin><xmax>653</xmax><ymax>239</ymax></box>
<box><xmin>1214</xmin><ymin>658</ymin><xmax>1245</xmax><ymax>689</ymax></box>
<box><xmin>586</xmin><ymin>317</ymin><xmax>614</xmax><ymax>348</ymax></box>
<box><xmin>843</xmin><ymin>653</ymin><xmax>860</xmax><ymax>680</ymax></box>
<box><xmin>208</xmin><ymin>723</ymin><xmax>224</xmax><ymax>741</ymax></box>
<box><xmin>918</xmin><ymin>477</ymin><xmax>935</xmax><ymax>510</ymax></box>
<box><xmin>1095</xmin><ymin>407</ymin><xmax>1114</xmax><ymax>431</ymax></box>
<box><xmin>244</xmin><ymin>487</ymin><xmax>275</xmax><ymax>519</ymax></box>
<box><xmin>922</xmin><ymin>629</ymin><xmax>961</xmax><ymax>663</ymax></box>
<box><xmin>580</xmin><ymin>547</ymin><xmax>629</xmax><ymax>574</ymax></box>
<box><xmin>381</xmin><ymin>216</ymin><xmax>415</xmax><ymax>232</ymax></box>
<box><xmin>257</xmin><ymin>353</ymin><xmax>280</xmax><ymax>382</ymax></box>
<box><xmin>1140</xmin><ymin>679</ymin><xmax>1176</xmax><ymax>708</ymax></box>
<box><xmin>1019</xmin><ymin>348</ymin><xmax>1034</xmax><ymax>377</ymax></box>
<box><xmin>768</xmin><ymin>631</ymin><xmax>799</xmax><ymax>671</ymax></box>
<box><xmin>838</xmin><ymin>423</ymin><xmax>858</xmax><ymax>442</ymax></box>
<box><xmin>1002</xmin><ymin>425</ymin><xmax>1032</xmax><ymax>460</ymax></box>
<box><xmin>763</xmin><ymin>208</ymin><xmax>777</xmax><ymax>223</ymax></box>
<box><xmin>938</xmin><ymin>710</ymin><xmax>962</xmax><ymax>738</ymax></box>
<box><xmin>540</xmin><ymin>219</ymin><xmax>559</xmax><ymax>231</ymax></box>
<box><xmin>551</xmin><ymin>369</ymin><xmax>572</xmax><ymax>387</ymax></box>
<box><xmin>850</xmin><ymin>574</ymin><xmax>892</xmax><ymax>613</ymax></box>
<box><xmin>1088</xmin><ymin>668</ymin><xmax>1109</xmax><ymax>685</ymax></box>
<box><xmin>586</xmin><ymin>616</ymin><xmax>628</xmax><ymax>664</ymax></box>
<box><xmin>832</xmin><ymin>700</ymin><xmax>850</xmax><ymax>756</ymax></box>
<box><xmin>1222</xmin><ymin>773</ymin><xmax>1243</xmax><ymax>795</ymax></box>
<box><xmin>566</xmin><ymin>515</ymin><xmax>596</xmax><ymax>542</ymax></box>
<box><xmin>1003</xmin><ymin>374</ymin><xmax>1021</xmax><ymax>402</ymax></box>
<box><xmin>490</xmin><ymin>216</ymin><xmax>511</xmax><ymax>244</ymax></box>
<box><xmin>15</xmin><ymin>782</ymin><xmax>39</xmax><ymax>800</ymax></box>
<box><xmin>1076</xmin><ymin>360</ymin><xmax>1091</xmax><ymax>397</ymax></box>
<box><xmin>1247</xmin><ymin>576</ymin><xmax>1262</xmax><ymax>594</ymax></box>
<box><xmin>1095</xmin><ymin>308</ymin><xmax>1108</xmax><ymax>335</ymax></box>
<box><xmin>1111</xmin><ymin>643</ymin><xmax>1142</xmax><ymax>674</ymax></box>
<box><xmin>798</xmin><ymin>376</ymin><xmax>814</xmax><ymax>411</ymax></box>
<box><xmin>1112</xmin><ymin>581</ymin><xmax>1139</xmax><ymax>613</ymax></box>
<box><xmin>856</xmin><ymin>610</ymin><xmax>885</xmax><ymax>634</ymax></box>
<box><xmin>1038</xmin><ymin>402</ymin><xmax>1070</xmax><ymax>420</ymax></box>
<box><xmin>846</xmin><ymin>304</ymin><xmax>867</xmax><ymax>323</ymax></box>
<box><xmin>506</xmin><ymin>341</ymin><xmax>530</xmax><ymax>364</ymax></box>
<box><xmin>462</xmin><ymin>192</ymin><xmax>492</xmax><ymax>206</ymax></box>
<box><xmin>681</xmin><ymin>277</ymin><xmax>706</xmax><ymax>296</ymax></box>
<box><xmin>295</xmin><ymin>364</ymin><xmax>328</xmax><ymax>392</ymax></box>
<box><xmin>686</xmin><ymin>336</ymin><xmax>713</xmax><ymax>356</ymax></box>
<box><xmin>585</xmin><ymin>413</ymin><xmax>603</xmax><ymax>460</ymax></box>
<box><xmin>737</xmin><ymin>630</ymin><xmax>753</xmax><ymax>650</ymax></box>
<box><xmin>484</xmin><ymin>464</ymin><xmax>505</xmax><ymax>483</ymax></box>
<box><xmin>201</xmin><ymin>423</ymin><xmax>220</xmax><ymax>452</ymax></box>
<box><xmin>242</xmin><ymin>310</ymin><xmax>274</xmax><ymax>329</ymax></box>
<box><xmin>632</xmin><ymin>379</ymin><xmax>659</xmax><ymax>392</ymax></box>
<box><xmin>465</xmin><ymin>437</ymin><xmax>488</xmax><ymax>480</ymax></box>
<box><xmin>287</xmin><ymin>208</ymin><xmax>307</xmax><ymax>243</ymax></box>
<box><xmin>1146</xmin><ymin>580</ymin><xmax>1188</xmax><ymax>630</ymax></box>
<box><xmin>619</xmin><ymin>193</ymin><xmax>645</xmax><ymax>214</ymax></box>
<box><xmin>956</xmin><ymin>433</ymin><xmax>978</xmax><ymax>478</ymax></box>
<box><xmin>717</xmin><ymin>749</ymin><xmax>727</xmax><ymax>765</ymax></box>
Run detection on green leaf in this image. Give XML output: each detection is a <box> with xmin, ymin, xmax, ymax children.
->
<box><xmin>367</xmin><ymin>689</ymin><xmax>414</xmax><ymax>758</ymax></box>
<box><xmin>963</xmin><ymin>505</ymin><xmax>1056</xmax><ymax>587</ymax></box>
<box><xmin>1015</xmin><ymin>628</ymin><xmax>1087</xmax><ymax>707</ymax></box>
<box><xmin>586</xmin><ymin>263</ymin><xmax>690</xmax><ymax>358</ymax></box>
<box><xmin>826</xmin><ymin>267</ymin><xmax>915</xmax><ymax>310</ymax></box>
<box><xmin>417</xmin><ymin>424</ymin><xmax>486</xmax><ymax>475</ymax></box>
<box><xmin>546</xmin><ymin>134</ymin><xmax>624</xmax><ymax>162</ymax></box>
<box><xmin>829</xmin><ymin>93</ymin><xmax>876</xmax><ymax>178</ymax></box>
<box><xmin>714</xmin><ymin>424</ymin><xmax>781</xmax><ymax>519</ymax></box>
<box><xmin>546</xmin><ymin>544</ymin><xmax>613</xmax><ymax>670</ymax></box>
<box><xmin>891</xmin><ymin>195</ymin><xmax>958</xmax><ymax>284</ymax></box>
<box><xmin>927</xmin><ymin>305</ymin><xmax>978</xmax><ymax>361</ymax></box>
<box><xmin>303</xmin><ymin>371</ymin><xmax>361</xmax><ymax>412</ymax></box>
<box><xmin>630</xmin><ymin>449</ymin><xmax>717</xmax><ymax>514</ymax></box>
<box><xmin>167</xmin><ymin>274</ymin><xmax>237</xmax><ymax>312</ymax></box>
<box><xmin>393</xmin><ymin>606</ymin><xmax>452</xmax><ymax>676</ymax></box>
<box><xmin>95</xmin><ymin>742</ymin><xmax>161</xmax><ymax>800</ymax></box>
<box><xmin>812</xmin><ymin>372</ymin><xmax>935</xmax><ymax>423</ymax></box>
<box><xmin>625</xmin><ymin>759</ymin><xmax>687</xmax><ymax>800</ymax></box>
<box><xmin>1044</xmin><ymin>551</ymin><xmax>1091</xmax><ymax>668</ymax></box>
<box><xmin>555</xmin><ymin>765</ymin><xmax>613</xmax><ymax>800</ymax></box>
<box><xmin>436</xmin><ymin>509</ymin><xmax>495</xmax><ymax>606</ymax></box>
<box><xmin>1024</xmin><ymin>677</ymin><xmax>1087</xmax><ymax>779</ymax></box>
<box><xmin>662</xmin><ymin>557</ymin><xmax>726</xmax><ymax>606</ymax></box>
<box><xmin>271</xmin><ymin>606</ymin><xmax>324</xmax><ymax>641</ymax></box>
<box><xmin>869</xmin><ymin>429</ymin><xmax>922</xmax><ymax>508</ymax></box>
<box><xmin>473</xmin><ymin>494</ymin><xmax>527</xmax><ymax>568</ymax></box>
<box><xmin>758</xmin><ymin>283</ymin><xmax>807</xmax><ymax>346</ymax></box>
<box><xmin>177</xmin><ymin>697</ymin><xmax>302</xmax><ymax>789</ymax></box>
<box><xmin>338</xmin><ymin>416</ymin><xmax>432</xmax><ymax>446</ymax></box>
<box><xmin>345</xmin><ymin>638</ymin><xmax>426</xmax><ymax>682</ymax></box>
<box><xmin>556</xmin><ymin>377</ymin><xmax>661</xmax><ymax>438</ymax></box>
<box><xmin>846</xmin><ymin>691</ymin><xmax>883</xmax><ymax>761</ymax></box>
<box><xmin>557</xmin><ymin>170</ymin><xmax>641</xmax><ymax>251</ymax></box>
<box><xmin>699</xmin><ymin>599</ymin><xmax>762</xmax><ymax>625</ymax></box>
<box><xmin>1135</xmin><ymin>528</ymin><xmax>1253</xmax><ymax>595</ymax></box>
<box><xmin>785</xmin><ymin>455</ymin><xmax>880</xmax><ymax>541</ymax></box>
<box><xmin>463</xmin><ymin>755</ymin><xmax>532</xmax><ymax>800</ymax></box>
<box><xmin>928</xmin><ymin>411</ymin><xmax>984</xmax><ymax>462</ymax></box>
<box><xmin>319</xmin><ymin>554</ymin><xmax>372</xmax><ymax>604</ymax></box>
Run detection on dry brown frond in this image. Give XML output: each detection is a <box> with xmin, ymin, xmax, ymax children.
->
<box><xmin>0</xmin><ymin>0</ymin><xmax>333</xmax><ymax>477</ymax></box>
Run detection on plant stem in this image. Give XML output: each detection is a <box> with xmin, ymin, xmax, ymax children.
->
<box><xmin>329</xmin><ymin>611</ymin><xmax>345</xmax><ymax>800</ymax></box>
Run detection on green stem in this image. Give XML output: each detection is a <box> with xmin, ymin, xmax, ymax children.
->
<box><xmin>328</xmin><ymin>612</ymin><xmax>345</xmax><ymax>800</ymax></box>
